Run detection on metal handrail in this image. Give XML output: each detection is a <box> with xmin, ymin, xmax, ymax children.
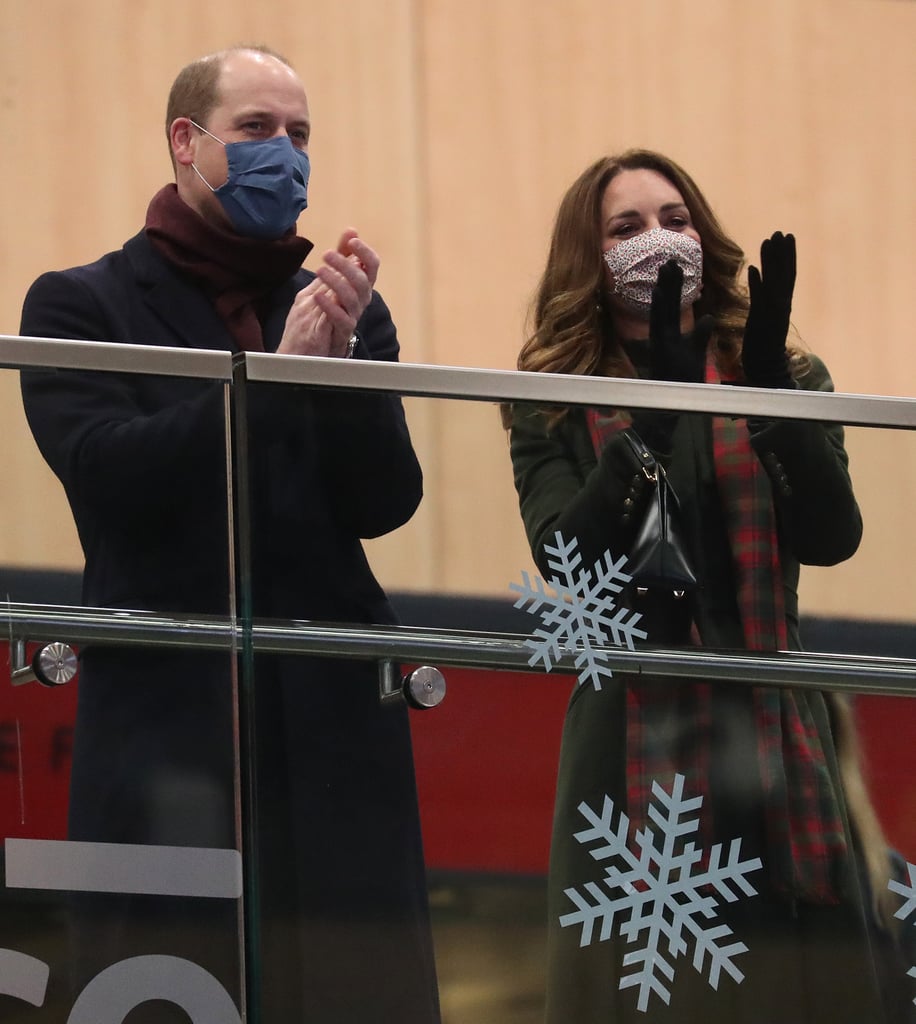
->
<box><xmin>241</xmin><ymin>352</ymin><xmax>916</xmax><ymax>429</ymax></box>
<box><xmin>1</xmin><ymin>334</ymin><xmax>913</xmax><ymax>428</ymax></box>
<box><xmin>3</xmin><ymin>604</ymin><xmax>914</xmax><ymax>697</ymax></box>
<box><xmin>1</xmin><ymin>335</ymin><xmax>232</xmax><ymax>379</ymax></box>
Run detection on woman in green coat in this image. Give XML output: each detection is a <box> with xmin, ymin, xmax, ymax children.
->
<box><xmin>506</xmin><ymin>150</ymin><xmax>912</xmax><ymax>1022</ymax></box>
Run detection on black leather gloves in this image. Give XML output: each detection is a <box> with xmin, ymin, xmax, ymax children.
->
<box><xmin>646</xmin><ymin>260</ymin><xmax>715</xmax><ymax>384</ymax></box>
<box><xmin>629</xmin><ymin>260</ymin><xmax>714</xmax><ymax>454</ymax></box>
<box><xmin>742</xmin><ymin>231</ymin><xmax>796</xmax><ymax>388</ymax></box>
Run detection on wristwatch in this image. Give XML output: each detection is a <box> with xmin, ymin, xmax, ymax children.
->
<box><xmin>345</xmin><ymin>334</ymin><xmax>359</xmax><ymax>358</ymax></box>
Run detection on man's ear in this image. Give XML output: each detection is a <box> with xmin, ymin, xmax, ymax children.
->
<box><xmin>169</xmin><ymin>117</ymin><xmax>196</xmax><ymax>167</ymax></box>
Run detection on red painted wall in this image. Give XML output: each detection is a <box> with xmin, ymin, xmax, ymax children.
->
<box><xmin>410</xmin><ymin>667</ymin><xmax>568</xmax><ymax>875</ymax></box>
<box><xmin>409</xmin><ymin>670</ymin><xmax>916</xmax><ymax>871</ymax></box>
<box><xmin>1</xmin><ymin>647</ymin><xmax>912</xmax><ymax>869</ymax></box>
<box><xmin>0</xmin><ymin>643</ymin><xmax>75</xmax><ymax>841</ymax></box>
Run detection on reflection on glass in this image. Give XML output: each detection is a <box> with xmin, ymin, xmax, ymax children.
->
<box><xmin>236</xmin><ymin>377</ymin><xmax>439</xmax><ymax>1021</ymax></box>
<box><xmin>3</xmin><ymin>358</ymin><xmax>912</xmax><ymax>1021</ymax></box>
<box><xmin>6</xmin><ymin>360</ymin><xmax>241</xmax><ymax>1019</ymax></box>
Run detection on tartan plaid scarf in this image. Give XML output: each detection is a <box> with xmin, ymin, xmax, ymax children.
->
<box><xmin>585</xmin><ymin>353</ymin><xmax>847</xmax><ymax>903</ymax></box>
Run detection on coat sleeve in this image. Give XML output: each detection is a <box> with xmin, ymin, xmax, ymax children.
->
<box><xmin>312</xmin><ymin>290</ymin><xmax>423</xmax><ymax>539</ymax></box>
<box><xmin>509</xmin><ymin>408</ymin><xmax>653</xmax><ymax>576</ymax></box>
<box><xmin>748</xmin><ymin>354</ymin><xmax>863</xmax><ymax>565</ymax></box>
<box><xmin>19</xmin><ymin>269</ymin><xmax>229</xmax><ymax>522</ymax></box>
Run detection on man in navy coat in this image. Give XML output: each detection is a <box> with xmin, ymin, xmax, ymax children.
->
<box><xmin>20</xmin><ymin>45</ymin><xmax>438</xmax><ymax>1023</ymax></box>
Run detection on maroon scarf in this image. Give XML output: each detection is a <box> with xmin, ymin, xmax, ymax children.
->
<box><xmin>145</xmin><ymin>184</ymin><xmax>312</xmax><ymax>351</ymax></box>
<box><xmin>586</xmin><ymin>353</ymin><xmax>847</xmax><ymax>903</ymax></box>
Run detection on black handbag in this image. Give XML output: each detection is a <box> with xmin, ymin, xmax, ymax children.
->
<box><xmin>621</xmin><ymin>430</ymin><xmax>698</xmax><ymax>596</ymax></box>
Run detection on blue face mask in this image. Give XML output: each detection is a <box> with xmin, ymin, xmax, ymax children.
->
<box><xmin>189</xmin><ymin>121</ymin><xmax>310</xmax><ymax>240</ymax></box>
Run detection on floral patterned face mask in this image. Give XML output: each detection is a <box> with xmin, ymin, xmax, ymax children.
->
<box><xmin>603</xmin><ymin>227</ymin><xmax>703</xmax><ymax>316</ymax></box>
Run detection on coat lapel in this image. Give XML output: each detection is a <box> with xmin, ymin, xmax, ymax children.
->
<box><xmin>122</xmin><ymin>231</ymin><xmax>314</xmax><ymax>354</ymax></box>
<box><xmin>123</xmin><ymin>232</ymin><xmax>235</xmax><ymax>353</ymax></box>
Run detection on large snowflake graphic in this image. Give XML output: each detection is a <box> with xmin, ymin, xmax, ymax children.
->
<box><xmin>560</xmin><ymin>774</ymin><xmax>763</xmax><ymax>1012</ymax></box>
<box><xmin>889</xmin><ymin>860</ymin><xmax>916</xmax><ymax>1002</ymax></box>
<box><xmin>509</xmin><ymin>531</ymin><xmax>647</xmax><ymax>691</ymax></box>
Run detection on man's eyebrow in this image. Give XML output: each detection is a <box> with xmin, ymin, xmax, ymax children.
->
<box><xmin>232</xmin><ymin>108</ymin><xmax>276</xmax><ymax>121</ymax></box>
<box><xmin>232</xmin><ymin>108</ymin><xmax>309</xmax><ymax>124</ymax></box>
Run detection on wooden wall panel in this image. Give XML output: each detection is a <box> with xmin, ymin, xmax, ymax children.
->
<box><xmin>0</xmin><ymin>0</ymin><xmax>912</xmax><ymax>623</ymax></box>
<box><xmin>418</xmin><ymin>0</ymin><xmax>916</xmax><ymax>620</ymax></box>
<box><xmin>0</xmin><ymin>0</ymin><xmax>438</xmax><ymax>585</ymax></box>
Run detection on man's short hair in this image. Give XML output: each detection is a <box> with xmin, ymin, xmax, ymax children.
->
<box><xmin>164</xmin><ymin>44</ymin><xmax>292</xmax><ymax>168</ymax></box>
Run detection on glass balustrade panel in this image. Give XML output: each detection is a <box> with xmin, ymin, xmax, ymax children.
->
<box><xmin>0</xmin><ymin>354</ymin><xmax>243</xmax><ymax>1024</ymax></box>
<box><xmin>234</xmin><ymin>374</ymin><xmax>915</xmax><ymax>1023</ymax></box>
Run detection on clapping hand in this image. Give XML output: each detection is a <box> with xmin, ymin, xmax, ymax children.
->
<box><xmin>630</xmin><ymin>260</ymin><xmax>714</xmax><ymax>453</ymax></box>
<box><xmin>647</xmin><ymin>260</ymin><xmax>714</xmax><ymax>384</ymax></box>
<box><xmin>741</xmin><ymin>231</ymin><xmax>796</xmax><ymax>388</ymax></box>
<box><xmin>278</xmin><ymin>229</ymin><xmax>379</xmax><ymax>357</ymax></box>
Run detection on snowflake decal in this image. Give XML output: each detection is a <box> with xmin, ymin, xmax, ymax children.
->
<box><xmin>509</xmin><ymin>531</ymin><xmax>647</xmax><ymax>691</ymax></box>
<box><xmin>560</xmin><ymin>774</ymin><xmax>763</xmax><ymax>1012</ymax></box>
<box><xmin>889</xmin><ymin>860</ymin><xmax>916</xmax><ymax>1002</ymax></box>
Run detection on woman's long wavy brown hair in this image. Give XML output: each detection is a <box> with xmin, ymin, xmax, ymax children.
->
<box><xmin>517</xmin><ymin>149</ymin><xmax>749</xmax><ymax>386</ymax></box>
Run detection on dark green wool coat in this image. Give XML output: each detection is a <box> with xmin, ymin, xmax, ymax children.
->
<box><xmin>508</xmin><ymin>357</ymin><xmax>914</xmax><ymax>1023</ymax></box>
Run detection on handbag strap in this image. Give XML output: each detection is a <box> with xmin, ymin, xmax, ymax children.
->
<box><xmin>620</xmin><ymin>427</ymin><xmax>661</xmax><ymax>482</ymax></box>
